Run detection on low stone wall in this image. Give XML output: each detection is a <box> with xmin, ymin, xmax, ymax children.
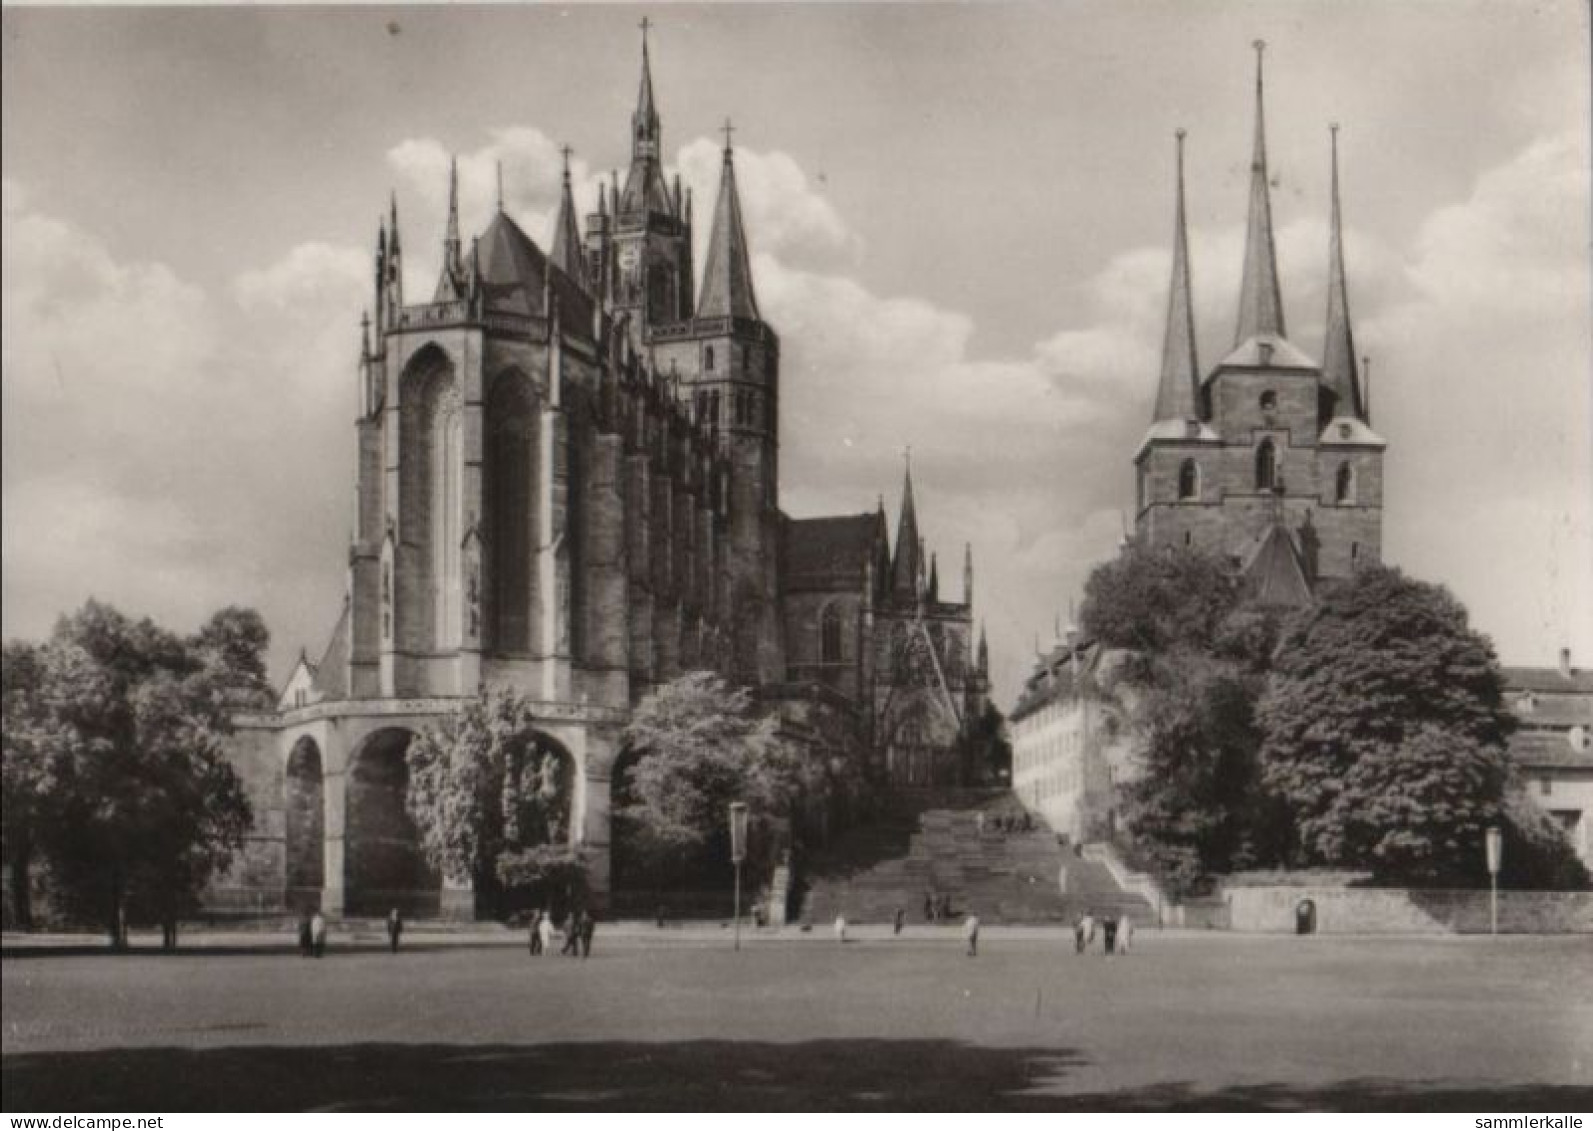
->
<box><xmin>1227</xmin><ymin>885</ymin><xmax>1593</xmax><ymax>934</ymax></box>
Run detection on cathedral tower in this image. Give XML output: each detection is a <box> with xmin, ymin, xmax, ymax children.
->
<box><xmin>1133</xmin><ymin>44</ymin><xmax>1385</xmax><ymax>599</ymax></box>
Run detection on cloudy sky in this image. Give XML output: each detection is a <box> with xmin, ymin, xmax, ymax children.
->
<box><xmin>3</xmin><ymin>1</ymin><xmax>1589</xmax><ymax>704</ymax></box>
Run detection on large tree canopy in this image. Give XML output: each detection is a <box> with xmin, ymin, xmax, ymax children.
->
<box><xmin>1258</xmin><ymin>566</ymin><xmax>1520</xmax><ymax>885</ymax></box>
<box><xmin>1</xmin><ymin>601</ymin><xmax>261</xmax><ymax>942</ymax></box>
<box><xmin>616</xmin><ymin>671</ymin><xmax>808</xmax><ymax>884</ymax></box>
<box><xmin>404</xmin><ymin>687</ymin><xmax>577</xmax><ymax>915</ymax></box>
<box><xmin>1080</xmin><ymin>542</ymin><xmax>1285</xmax><ymax>895</ymax></box>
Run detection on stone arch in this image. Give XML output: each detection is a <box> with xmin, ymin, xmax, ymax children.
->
<box><xmin>485</xmin><ymin>369</ymin><xmax>538</xmax><ymax>652</ymax></box>
<box><xmin>284</xmin><ymin>737</ymin><xmax>324</xmax><ymax>912</ymax></box>
<box><xmin>820</xmin><ymin>600</ymin><xmax>845</xmax><ymax>664</ymax></box>
<box><xmin>345</xmin><ymin>727</ymin><xmax>439</xmax><ymax>917</ymax></box>
<box><xmin>399</xmin><ymin>345</ymin><xmax>462</xmax><ymax>654</ymax></box>
<box><xmin>1334</xmin><ymin>461</ymin><xmax>1354</xmax><ymax>505</ymax></box>
<box><xmin>1255</xmin><ymin>438</ymin><xmax>1278</xmax><ymax>491</ymax></box>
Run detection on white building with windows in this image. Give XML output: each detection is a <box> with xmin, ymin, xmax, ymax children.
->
<box><xmin>1504</xmin><ymin>649</ymin><xmax>1593</xmax><ymax>866</ymax></box>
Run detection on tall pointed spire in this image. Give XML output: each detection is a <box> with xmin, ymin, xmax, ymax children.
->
<box><xmin>891</xmin><ymin>450</ymin><xmax>921</xmax><ymax>598</ymax></box>
<box><xmin>550</xmin><ymin>144</ymin><xmax>587</xmax><ymax>288</ymax></box>
<box><xmin>1154</xmin><ymin>129</ymin><xmax>1201</xmax><ymax>421</ymax></box>
<box><xmin>388</xmin><ymin>192</ymin><xmax>401</xmax><ymax>256</ymax></box>
<box><xmin>620</xmin><ymin>19</ymin><xmax>672</xmax><ymax>217</ymax></box>
<box><xmin>963</xmin><ymin>541</ymin><xmax>974</xmax><ymax>607</ymax></box>
<box><xmin>435</xmin><ymin>157</ymin><xmax>465</xmax><ymax>301</ymax></box>
<box><xmin>696</xmin><ymin>121</ymin><xmax>761</xmax><ymax>320</ymax></box>
<box><xmin>1235</xmin><ymin>40</ymin><xmax>1287</xmax><ymax>346</ymax></box>
<box><xmin>1320</xmin><ymin>124</ymin><xmax>1364</xmax><ymax>420</ymax></box>
<box><xmin>635</xmin><ymin>16</ymin><xmax>659</xmax><ymax>146</ymax></box>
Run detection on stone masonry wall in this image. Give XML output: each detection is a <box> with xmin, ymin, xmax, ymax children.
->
<box><xmin>1227</xmin><ymin>885</ymin><xmax>1593</xmax><ymax>934</ymax></box>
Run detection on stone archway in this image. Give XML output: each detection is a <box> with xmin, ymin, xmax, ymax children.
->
<box><xmin>284</xmin><ymin>737</ymin><xmax>324</xmax><ymax>912</ymax></box>
<box><xmin>345</xmin><ymin>728</ymin><xmax>439</xmax><ymax>917</ymax></box>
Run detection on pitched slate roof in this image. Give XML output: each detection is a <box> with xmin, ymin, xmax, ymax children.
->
<box><xmin>1243</xmin><ymin>523</ymin><xmax>1314</xmax><ymax>607</ymax></box>
<box><xmin>1502</xmin><ymin>666</ymin><xmax>1593</xmax><ymax>695</ymax></box>
<box><xmin>785</xmin><ymin>512</ymin><xmax>880</xmax><ymax>582</ymax></box>
<box><xmin>475</xmin><ymin>212</ymin><xmax>591</xmax><ymax>323</ymax></box>
<box><xmin>1509</xmin><ymin>730</ymin><xmax>1593</xmax><ymax>770</ymax></box>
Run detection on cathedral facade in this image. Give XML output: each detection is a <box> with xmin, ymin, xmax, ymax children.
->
<box><xmin>1134</xmin><ymin>45</ymin><xmax>1386</xmax><ymax>601</ymax></box>
<box><xmin>221</xmin><ymin>34</ymin><xmax>987</xmax><ymax>918</ymax></box>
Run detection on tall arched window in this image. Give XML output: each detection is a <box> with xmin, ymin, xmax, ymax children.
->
<box><xmin>820</xmin><ymin>603</ymin><xmax>844</xmax><ymax>664</ymax></box>
<box><xmin>1335</xmin><ymin>462</ymin><xmax>1354</xmax><ymax>504</ymax></box>
<box><xmin>1178</xmin><ymin>459</ymin><xmax>1199</xmax><ymax>501</ymax></box>
<box><xmin>399</xmin><ymin>348</ymin><xmax>460</xmax><ymax>655</ymax></box>
<box><xmin>487</xmin><ymin>372</ymin><xmax>537</xmax><ymax>651</ymax></box>
<box><xmin>704</xmin><ymin>345</ymin><xmax>715</xmax><ymax>372</ymax></box>
<box><xmin>1255</xmin><ymin>439</ymin><xmax>1278</xmax><ymax>491</ymax></box>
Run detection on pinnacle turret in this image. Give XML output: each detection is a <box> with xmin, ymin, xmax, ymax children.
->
<box><xmin>550</xmin><ymin>146</ymin><xmax>587</xmax><ymax>289</ymax></box>
<box><xmin>696</xmin><ymin>127</ymin><xmax>761</xmax><ymax>321</ymax></box>
<box><xmin>890</xmin><ymin>453</ymin><xmax>920</xmax><ymax>599</ymax></box>
<box><xmin>1153</xmin><ymin>129</ymin><xmax>1201</xmax><ymax>422</ymax></box>
<box><xmin>1321</xmin><ymin>124</ymin><xmax>1364</xmax><ymax>420</ymax></box>
<box><xmin>1235</xmin><ymin>41</ymin><xmax>1286</xmax><ymax>346</ymax></box>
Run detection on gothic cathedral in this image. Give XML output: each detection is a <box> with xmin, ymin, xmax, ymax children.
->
<box><xmin>225</xmin><ymin>32</ymin><xmax>989</xmax><ymax>918</ymax></box>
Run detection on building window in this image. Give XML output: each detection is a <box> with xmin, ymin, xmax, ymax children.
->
<box><xmin>1351</xmin><ymin>541</ymin><xmax>1360</xmax><ymax>564</ymax></box>
<box><xmin>1539</xmin><ymin>777</ymin><xmax>1553</xmax><ymax>797</ymax></box>
<box><xmin>1335</xmin><ymin>463</ymin><xmax>1354</xmax><ymax>504</ymax></box>
<box><xmin>705</xmin><ymin>345</ymin><xmax>715</xmax><ymax>372</ymax></box>
<box><xmin>1571</xmin><ymin>726</ymin><xmax>1589</xmax><ymax>753</ymax></box>
<box><xmin>1178</xmin><ymin>459</ymin><xmax>1199</xmax><ymax>501</ymax></box>
<box><xmin>1255</xmin><ymin>438</ymin><xmax>1278</xmax><ymax>490</ymax></box>
<box><xmin>1260</xmin><ymin>390</ymin><xmax>1278</xmax><ymax>412</ymax></box>
<box><xmin>820</xmin><ymin>604</ymin><xmax>844</xmax><ymax>664</ymax></box>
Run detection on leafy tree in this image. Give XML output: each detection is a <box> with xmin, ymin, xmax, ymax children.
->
<box><xmin>404</xmin><ymin>686</ymin><xmax>575</xmax><ymax>915</ymax></box>
<box><xmin>1077</xmin><ymin>542</ymin><xmax>1286</xmax><ymax>894</ymax></box>
<box><xmin>963</xmin><ymin>701</ymin><xmax>1012</xmax><ymax>785</ymax></box>
<box><xmin>1496</xmin><ymin>788</ymin><xmax>1591</xmax><ymax>891</ymax></box>
<box><xmin>616</xmin><ymin>671</ymin><xmax>807</xmax><ymax>886</ymax></box>
<box><xmin>1258</xmin><ymin>566</ymin><xmax>1518</xmax><ymax>885</ymax></box>
<box><xmin>1080</xmin><ymin>540</ymin><xmax>1243</xmax><ymax>658</ymax></box>
<box><xmin>2</xmin><ymin>641</ymin><xmax>48</xmax><ymax>927</ymax></box>
<box><xmin>2</xmin><ymin>600</ymin><xmax>258</xmax><ymax>945</ymax></box>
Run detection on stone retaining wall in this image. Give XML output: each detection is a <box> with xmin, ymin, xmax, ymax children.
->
<box><xmin>1227</xmin><ymin>885</ymin><xmax>1593</xmax><ymax>934</ymax></box>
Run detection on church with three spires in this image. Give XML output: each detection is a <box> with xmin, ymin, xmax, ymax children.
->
<box><xmin>1135</xmin><ymin>43</ymin><xmax>1385</xmax><ymax>601</ymax></box>
<box><xmin>224</xmin><ymin>29</ymin><xmax>988</xmax><ymax>918</ymax></box>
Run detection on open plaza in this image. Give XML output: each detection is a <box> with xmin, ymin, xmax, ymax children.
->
<box><xmin>4</xmin><ymin>927</ymin><xmax>1590</xmax><ymax>1111</ymax></box>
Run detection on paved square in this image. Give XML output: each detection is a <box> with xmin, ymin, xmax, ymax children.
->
<box><xmin>4</xmin><ymin>930</ymin><xmax>1591</xmax><ymax>1110</ymax></box>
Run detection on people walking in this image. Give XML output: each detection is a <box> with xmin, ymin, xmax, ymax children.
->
<box><xmin>924</xmin><ymin>891</ymin><xmax>935</xmax><ymax>922</ymax></box>
<box><xmin>834</xmin><ymin>914</ymin><xmax>848</xmax><ymax>945</ymax></box>
<box><xmin>309</xmin><ymin>910</ymin><xmax>327</xmax><ymax>958</ymax></box>
<box><xmin>1103</xmin><ymin>914</ymin><xmax>1119</xmax><ymax>956</ymax></box>
<box><xmin>298</xmin><ymin>913</ymin><xmax>313</xmax><ymax>958</ymax></box>
<box><xmin>386</xmin><ymin>908</ymin><xmax>403</xmax><ymax>954</ymax></box>
<box><xmin>528</xmin><ymin>910</ymin><xmax>544</xmax><ymax>955</ymax></box>
<box><xmin>893</xmin><ymin>907</ymin><xmax>906</xmax><ymax>936</ymax></box>
<box><xmin>538</xmin><ymin>910</ymin><xmax>555</xmax><ymax>956</ymax></box>
<box><xmin>1119</xmin><ymin>914</ymin><xmax>1134</xmax><ymax>955</ymax></box>
<box><xmin>580</xmin><ymin>911</ymin><xmax>596</xmax><ymax>958</ymax></box>
<box><xmin>963</xmin><ymin>913</ymin><xmax>980</xmax><ymax>957</ymax></box>
<box><xmin>1079</xmin><ymin>912</ymin><xmax>1095</xmax><ymax>954</ymax></box>
<box><xmin>1073</xmin><ymin>915</ymin><xmax>1086</xmax><ymax>954</ymax></box>
<box><xmin>562</xmin><ymin>910</ymin><xmax>584</xmax><ymax>956</ymax></box>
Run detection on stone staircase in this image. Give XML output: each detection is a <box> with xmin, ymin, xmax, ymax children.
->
<box><xmin>801</xmin><ymin>790</ymin><xmax>1153</xmax><ymax>925</ymax></box>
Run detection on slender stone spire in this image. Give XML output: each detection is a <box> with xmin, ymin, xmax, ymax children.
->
<box><xmin>891</xmin><ymin>450</ymin><xmax>921</xmax><ymax>598</ymax></box>
<box><xmin>635</xmin><ymin>16</ymin><xmax>659</xmax><ymax>146</ymax></box>
<box><xmin>1235</xmin><ymin>41</ymin><xmax>1286</xmax><ymax>346</ymax></box>
<box><xmin>928</xmin><ymin>553</ymin><xmax>940</xmax><ymax>602</ymax></box>
<box><xmin>1154</xmin><ymin>129</ymin><xmax>1201</xmax><ymax>421</ymax></box>
<box><xmin>977</xmin><ymin>622</ymin><xmax>989</xmax><ymax>676</ymax></box>
<box><xmin>388</xmin><ymin>192</ymin><xmax>401</xmax><ymax>256</ymax></box>
<box><xmin>963</xmin><ymin>541</ymin><xmax>974</xmax><ymax>607</ymax></box>
<box><xmin>696</xmin><ymin>121</ymin><xmax>761</xmax><ymax>320</ymax></box>
<box><xmin>1320</xmin><ymin>124</ymin><xmax>1365</xmax><ymax>420</ymax></box>
<box><xmin>550</xmin><ymin>145</ymin><xmax>587</xmax><ymax>288</ymax></box>
<box><xmin>444</xmin><ymin>156</ymin><xmax>462</xmax><ymax>273</ymax></box>
<box><xmin>620</xmin><ymin>19</ymin><xmax>672</xmax><ymax>217</ymax></box>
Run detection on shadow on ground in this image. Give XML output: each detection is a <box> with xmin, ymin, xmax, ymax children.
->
<box><xmin>5</xmin><ymin>1042</ymin><xmax>1590</xmax><ymax>1111</ymax></box>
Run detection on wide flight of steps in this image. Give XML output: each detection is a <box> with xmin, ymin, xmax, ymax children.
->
<box><xmin>800</xmin><ymin>790</ymin><xmax>1153</xmax><ymax>925</ymax></box>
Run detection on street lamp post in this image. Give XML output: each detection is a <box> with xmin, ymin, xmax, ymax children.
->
<box><xmin>1485</xmin><ymin>825</ymin><xmax>1502</xmax><ymax>936</ymax></box>
<box><xmin>729</xmin><ymin>801</ymin><xmax>749</xmax><ymax>951</ymax></box>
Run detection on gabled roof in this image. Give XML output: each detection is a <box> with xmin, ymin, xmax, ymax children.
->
<box><xmin>1318</xmin><ymin>416</ymin><xmax>1386</xmax><ymax>448</ymax></box>
<box><xmin>475</xmin><ymin>211</ymin><xmax>591</xmax><ymax>322</ymax></box>
<box><xmin>1134</xmin><ymin>417</ymin><xmax>1222</xmax><ymax>462</ymax></box>
<box><xmin>1212</xmin><ymin>333</ymin><xmax>1317</xmax><ymax>374</ymax></box>
<box><xmin>1243</xmin><ymin>524</ymin><xmax>1314</xmax><ymax>607</ymax></box>
<box><xmin>784</xmin><ymin>512</ymin><xmax>881</xmax><ymax>581</ymax></box>
<box><xmin>1502</xmin><ymin>665</ymin><xmax>1593</xmax><ymax>695</ymax></box>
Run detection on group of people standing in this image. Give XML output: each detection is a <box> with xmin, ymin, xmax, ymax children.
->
<box><xmin>526</xmin><ymin>908</ymin><xmax>595</xmax><ymax>958</ymax></box>
<box><xmin>1074</xmin><ymin>911</ymin><xmax>1133</xmax><ymax>955</ymax></box>
<box><xmin>296</xmin><ymin>910</ymin><xmax>328</xmax><ymax>958</ymax></box>
<box><xmin>974</xmin><ymin>811</ymin><xmax>1036</xmax><ymax>836</ymax></box>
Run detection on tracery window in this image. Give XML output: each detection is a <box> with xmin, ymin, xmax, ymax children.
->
<box><xmin>1255</xmin><ymin>438</ymin><xmax>1278</xmax><ymax>491</ymax></box>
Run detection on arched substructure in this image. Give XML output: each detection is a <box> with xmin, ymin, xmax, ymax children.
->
<box><xmin>345</xmin><ymin>727</ymin><xmax>439</xmax><ymax>917</ymax></box>
<box><xmin>284</xmin><ymin>737</ymin><xmax>325</xmax><ymax>913</ymax></box>
<box><xmin>399</xmin><ymin>346</ymin><xmax>463</xmax><ymax>658</ymax></box>
<box><xmin>485</xmin><ymin>369</ymin><xmax>538</xmax><ymax>653</ymax></box>
<box><xmin>497</xmin><ymin>730</ymin><xmax>579</xmax><ymax>917</ymax></box>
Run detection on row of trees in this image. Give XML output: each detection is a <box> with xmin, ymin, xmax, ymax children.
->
<box><xmin>400</xmin><ymin>670</ymin><xmax>836</xmax><ymax>918</ymax></box>
<box><xmin>1079</xmin><ymin>544</ymin><xmax>1588</xmax><ymax>895</ymax></box>
<box><xmin>2</xmin><ymin>601</ymin><xmax>272</xmax><ymax>944</ymax></box>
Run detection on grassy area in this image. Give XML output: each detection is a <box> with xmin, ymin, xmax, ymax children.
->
<box><xmin>3</xmin><ymin>932</ymin><xmax>1590</xmax><ymax>1110</ymax></box>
